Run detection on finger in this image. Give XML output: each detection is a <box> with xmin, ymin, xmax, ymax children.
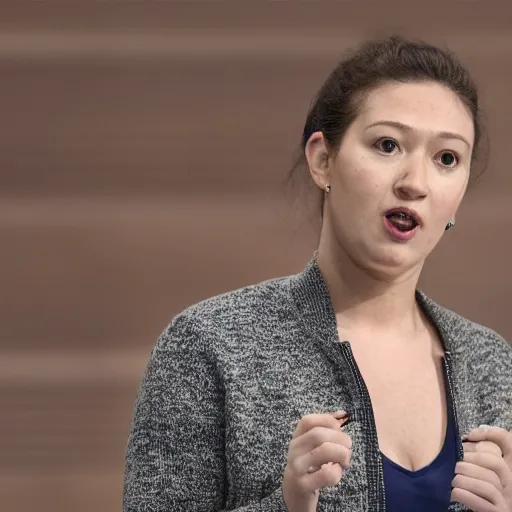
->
<box><xmin>291</xmin><ymin>425</ymin><xmax>353</xmax><ymax>456</ymax></box>
<box><xmin>331</xmin><ymin>410</ymin><xmax>350</xmax><ymax>421</ymax></box>
<box><xmin>455</xmin><ymin>461</ymin><xmax>503</xmax><ymax>494</ymax></box>
<box><xmin>293</xmin><ymin>412</ymin><xmax>348</xmax><ymax>438</ymax></box>
<box><xmin>463</xmin><ymin>440</ymin><xmax>503</xmax><ymax>457</ymax></box>
<box><xmin>464</xmin><ymin>426</ymin><xmax>512</xmax><ymax>462</ymax></box>
<box><xmin>451</xmin><ymin>474</ymin><xmax>505</xmax><ymax>508</ymax></box>
<box><xmin>451</xmin><ymin>487</ymin><xmax>507</xmax><ymax>512</ymax></box>
<box><xmin>463</xmin><ymin>452</ymin><xmax>512</xmax><ymax>487</ymax></box>
<box><xmin>300</xmin><ymin>462</ymin><xmax>344</xmax><ymax>493</ymax></box>
<box><xmin>294</xmin><ymin>441</ymin><xmax>352</xmax><ymax>475</ymax></box>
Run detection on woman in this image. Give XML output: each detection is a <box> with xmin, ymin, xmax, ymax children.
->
<box><xmin>123</xmin><ymin>36</ymin><xmax>512</xmax><ymax>511</ymax></box>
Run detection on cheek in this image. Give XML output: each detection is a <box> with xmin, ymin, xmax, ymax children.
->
<box><xmin>336</xmin><ymin>158</ymin><xmax>385</xmax><ymax>197</ymax></box>
<box><xmin>334</xmin><ymin>171</ymin><xmax>379</xmax><ymax>220</ymax></box>
<box><xmin>433</xmin><ymin>167</ymin><xmax>470</xmax><ymax>205</ymax></box>
<box><xmin>432</xmin><ymin>187</ymin><xmax>465</xmax><ymax>219</ymax></box>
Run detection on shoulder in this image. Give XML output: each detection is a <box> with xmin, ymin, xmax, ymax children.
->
<box><xmin>454</xmin><ymin>316</ymin><xmax>511</xmax><ymax>368</ymax></box>
<box><xmin>417</xmin><ymin>290</ymin><xmax>511</xmax><ymax>366</ymax></box>
<box><xmin>419</xmin><ymin>293</ymin><xmax>512</xmax><ymax>430</ymax></box>
<box><xmin>186</xmin><ymin>273</ymin><xmax>293</xmax><ymax>319</ymax></box>
<box><xmin>160</xmin><ymin>272</ymin><xmax>296</xmax><ymax>345</ymax></box>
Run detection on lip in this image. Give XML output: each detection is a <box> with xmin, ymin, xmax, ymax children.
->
<box><xmin>383</xmin><ymin>207</ymin><xmax>422</xmax><ymax>242</ymax></box>
<box><xmin>383</xmin><ymin>216</ymin><xmax>419</xmax><ymax>242</ymax></box>
<box><xmin>384</xmin><ymin>207</ymin><xmax>423</xmax><ymax>227</ymax></box>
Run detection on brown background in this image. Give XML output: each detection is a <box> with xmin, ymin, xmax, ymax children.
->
<box><xmin>1</xmin><ymin>2</ymin><xmax>511</xmax><ymax>511</ymax></box>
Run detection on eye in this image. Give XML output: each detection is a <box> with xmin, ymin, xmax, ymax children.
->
<box><xmin>375</xmin><ymin>138</ymin><xmax>399</xmax><ymax>154</ymax></box>
<box><xmin>437</xmin><ymin>151</ymin><xmax>459</xmax><ymax>168</ymax></box>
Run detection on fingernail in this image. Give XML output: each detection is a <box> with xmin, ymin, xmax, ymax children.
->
<box><xmin>333</xmin><ymin>410</ymin><xmax>348</xmax><ymax>420</ymax></box>
<box><xmin>340</xmin><ymin>416</ymin><xmax>352</xmax><ymax>428</ymax></box>
<box><xmin>461</xmin><ymin>435</ymin><xmax>469</xmax><ymax>442</ymax></box>
<box><xmin>478</xmin><ymin>424</ymin><xmax>491</xmax><ymax>430</ymax></box>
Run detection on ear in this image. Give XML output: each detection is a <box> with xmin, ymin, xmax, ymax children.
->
<box><xmin>305</xmin><ymin>132</ymin><xmax>331</xmax><ymax>191</ymax></box>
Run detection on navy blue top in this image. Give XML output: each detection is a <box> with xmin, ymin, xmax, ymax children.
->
<box><xmin>381</xmin><ymin>410</ymin><xmax>457</xmax><ymax>511</ymax></box>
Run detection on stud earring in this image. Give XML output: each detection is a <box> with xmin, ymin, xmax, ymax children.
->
<box><xmin>445</xmin><ymin>220</ymin><xmax>456</xmax><ymax>231</ymax></box>
<box><xmin>325</xmin><ymin>184</ymin><xmax>331</xmax><ymax>194</ymax></box>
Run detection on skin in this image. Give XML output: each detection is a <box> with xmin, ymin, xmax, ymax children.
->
<box><xmin>306</xmin><ymin>81</ymin><xmax>474</xmax><ymax>334</ymax></box>
<box><xmin>282</xmin><ymin>81</ymin><xmax>512</xmax><ymax>511</ymax></box>
<box><xmin>454</xmin><ymin>426</ymin><xmax>512</xmax><ymax>511</ymax></box>
<box><xmin>282</xmin><ymin>411</ymin><xmax>352</xmax><ymax>512</ymax></box>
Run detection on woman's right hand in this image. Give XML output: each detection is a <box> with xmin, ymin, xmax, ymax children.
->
<box><xmin>282</xmin><ymin>411</ymin><xmax>353</xmax><ymax>512</ymax></box>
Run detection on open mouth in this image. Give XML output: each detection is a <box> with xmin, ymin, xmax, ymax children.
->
<box><xmin>385</xmin><ymin>209</ymin><xmax>420</xmax><ymax>232</ymax></box>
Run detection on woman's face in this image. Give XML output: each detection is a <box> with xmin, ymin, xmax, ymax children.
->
<box><xmin>307</xmin><ymin>81</ymin><xmax>475</xmax><ymax>280</ymax></box>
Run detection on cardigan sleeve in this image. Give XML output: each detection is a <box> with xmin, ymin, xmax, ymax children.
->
<box><xmin>122</xmin><ymin>312</ymin><xmax>289</xmax><ymax>512</ymax></box>
<box><xmin>474</xmin><ymin>329</ymin><xmax>512</xmax><ymax>431</ymax></box>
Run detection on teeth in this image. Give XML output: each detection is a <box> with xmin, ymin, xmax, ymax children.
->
<box><xmin>387</xmin><ymin>211</ymin><xmax>416</xmax><ymax>223</ymax></box>
<box><xmin>386</xmin><ymin>210</ymin><xmax>418</xmax><ymax>232</ymax></box>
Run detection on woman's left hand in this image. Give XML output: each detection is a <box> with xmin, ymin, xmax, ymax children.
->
<box><xmin>451</xmin><ymin>425</ymin><xmax>512</xmax><ymax>511</ymax></box>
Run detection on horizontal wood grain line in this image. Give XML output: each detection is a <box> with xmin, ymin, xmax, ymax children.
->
<box><xmin>0</xmin><ymin>350</ymin><xmax>148</xmax><ymax>384</ymax></box>
<box><xmin>0</xmin><ymin>30</ymin><xmax>511</xmax><ymax>59</ymax></box>
<box><xmin>0</xmin><ymin>194</ymin><xmax>508</xmax><ymax>227</ymax></box>
<box><xmin>0</xmin><ymin>196</ymin><xmax>289</xmax><ymax>226</ymax></box>
<box><xmin>0</xmin><ymin>472</ymin><xmax>123</xmax><ymax>511</ymax></box>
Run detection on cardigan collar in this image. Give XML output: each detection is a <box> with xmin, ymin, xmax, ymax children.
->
<box><xmin>289</xmin><ymin>252</ymin><xmax>466</xmax><ymax>354</ymax></box>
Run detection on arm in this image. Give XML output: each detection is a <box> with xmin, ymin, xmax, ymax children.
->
<box><xmin>123</xmin><ymin>312</ymin><xmax>289</xmax><ymax>512</ymax></box>
<box><xmin>477</xmin><ymin>331</ymin><xmax>512</xmax><ymax>431</ymax></box>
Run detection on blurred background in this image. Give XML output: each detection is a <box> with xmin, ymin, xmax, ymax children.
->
<box><xmin>1</xmin><ymin>1</ymin><xmax>511</xmax><ymax>511</ymax></box>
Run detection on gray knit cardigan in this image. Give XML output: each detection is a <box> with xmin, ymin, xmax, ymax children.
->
<box><xmin>123</xmin><ymin>255</ymin><xmax>512</xmax><ymax>511</ymax></box>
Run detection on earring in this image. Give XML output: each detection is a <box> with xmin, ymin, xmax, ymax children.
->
<box><xmin>445</xmin><ymin>220</ymin><xmax>456</xmax><ymax>231</ymax></box>
<box><xmin>325</xmin><ymin>184</ymin><xmax>331</xmax><ymax>194</ymax></box>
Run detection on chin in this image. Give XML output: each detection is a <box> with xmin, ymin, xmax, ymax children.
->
<box><xmin>360</xmin><ymin>246</ymin><xmax>424</xmax><ymax>280</ymax></box>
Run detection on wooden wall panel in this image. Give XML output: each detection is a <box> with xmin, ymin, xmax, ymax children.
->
<box><xmin>1</xmin><ymin>3</ymin><xmax>511</xmax><ymax>510</ymax></box>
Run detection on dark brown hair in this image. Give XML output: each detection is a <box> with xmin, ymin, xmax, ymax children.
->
<box><xmin>287</xmin><ymin>36</ymin><xmax>488</xmax><ymax>219</ymax></box>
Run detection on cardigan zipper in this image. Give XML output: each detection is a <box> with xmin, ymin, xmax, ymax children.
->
<box><xmin>442</xmin><ymin>351</ymin><xmax>465</xmax><ymax>462</ymax></box>
<box><xmin>338</xmin><ymin>341</ymin><xmax>386</xmax><ymax>512</ymax></box>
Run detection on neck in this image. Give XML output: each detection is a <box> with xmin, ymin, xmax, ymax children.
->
<box><xmin>316</xmin><ymin>239</ymin><xmax>425</xmax><ymax>336</ymax></box>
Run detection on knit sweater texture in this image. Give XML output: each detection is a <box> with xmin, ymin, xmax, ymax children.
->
<box><xmin>123</xmin><ymin>255</ymin><xmax>512</xmax><ymax>511</ymax></box>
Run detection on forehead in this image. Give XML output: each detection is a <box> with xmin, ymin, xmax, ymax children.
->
<box><xmin>356</xmin><ymin>81</ymin><xmax>475</xmax><ymax>142</ymax></box>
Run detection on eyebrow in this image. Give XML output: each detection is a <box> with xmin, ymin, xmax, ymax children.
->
<box><xmin>365</xmin><ymin>120</ymin><xmax>471</xmax><ymax>148</ymax></box>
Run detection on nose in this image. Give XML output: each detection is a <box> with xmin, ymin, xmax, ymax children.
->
<box><xmin>393</xmin><ymin>154</ymin><xmax>429</xmax><ymax>201</ymax></box>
